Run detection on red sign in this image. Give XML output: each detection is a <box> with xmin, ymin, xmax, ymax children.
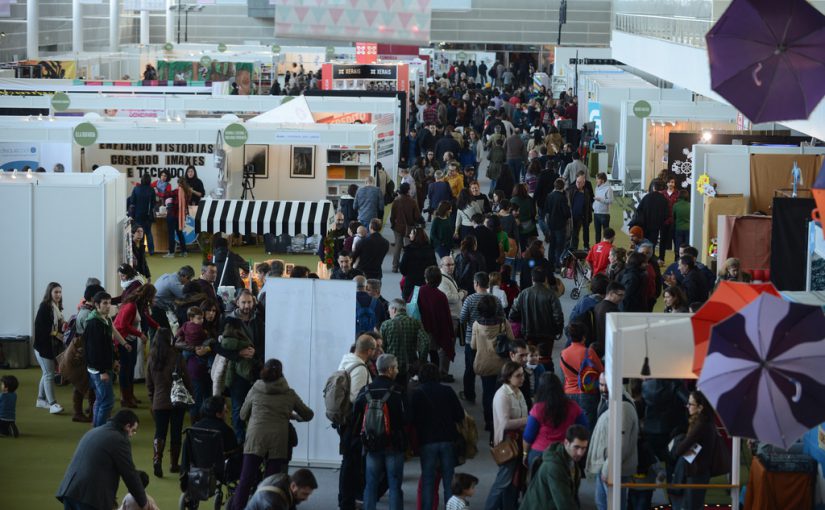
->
<box><xmin>355</xmin><ymin>42</ymin><xmax>378</xmax><ymax>64</ymax></box>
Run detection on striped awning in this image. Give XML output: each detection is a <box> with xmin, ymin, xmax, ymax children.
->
<box><xmin>194</xmin><ymin>199</ymin><xmax>332</xmax><ymax>237</ymax></box>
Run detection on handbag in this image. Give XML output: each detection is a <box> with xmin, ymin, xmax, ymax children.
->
<box><xmin>408</xmin><ymin>286</ymin><xmax>422</xmax><ymax>320</ymax></box>
<box><xmin>288</xmin><ymin>422</ymin><xmax>299</xmax><ymax>448</ymax></box>
<box><xmin>491</xmin><ymin>435</ymin><xmax>520</xmax><ymax>465</ymax></box>
<box><xmin>455</xmin><ymin>411</ymin><xmax>479</xmax><ymax>466</ymax></box>
<box><xmin>171</xmin><ymin>356</ymin><xmax>195</xmax><ymax>408</ymax></box>
<box><xmin>710</xmin><ymin>428</ymin><xmax>731</xmax><ymax>477</ymax></box>
<box><xmin>494</xmin><ymin>322</ymin><xmax>510</xmax><ymax>359</ymax></box>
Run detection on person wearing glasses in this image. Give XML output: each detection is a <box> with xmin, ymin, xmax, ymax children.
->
<box><xmin>670</xmin><ymin>391</ymin><xmax>717</xmax><ymax>510</ymax></box>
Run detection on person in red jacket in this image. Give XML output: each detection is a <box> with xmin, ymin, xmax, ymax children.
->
<box><xmin>416</xmin><ymin>266</ymin><xmax>456</xmax><ymax>380</ymax></box>
<box><xmin>586</xmin><ymin>228</ymin><xmax>615</xmax><ymax>276</ymax></box>
<box><xmin>114</xmin><ymin>284</ymin><xmax>159</xmax><ymax>408</ymax></box>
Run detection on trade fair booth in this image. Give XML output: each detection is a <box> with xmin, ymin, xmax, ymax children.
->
<box><xmin>0</xmin><ymin>168</ymin><xmax>126</xmax><ymax>364</ymax></box>
<box><xmin>604</xmin><ymin>313</ymin><xmax>743</xmax><ymax>510</ymax></box>
<box><xmin>689</xmin><ymin>144</ymin><xmax>825</xmax><ymax>287</ymax></box>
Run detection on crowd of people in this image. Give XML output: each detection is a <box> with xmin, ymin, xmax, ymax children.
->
<box><xmin>0</xmin><ymin>62</ymin><xmax>745</xmax><ymax>510</ymax></box>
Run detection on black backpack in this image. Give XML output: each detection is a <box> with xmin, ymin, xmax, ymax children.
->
<box><xmin>360</xmin><ymin>387</ymin><xmax>394</xmax><ymax>452</ymax></box>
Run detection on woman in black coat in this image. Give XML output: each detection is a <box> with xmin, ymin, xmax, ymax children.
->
<box><xmin>399</xmin><ymin>227</ymin><xmax>437</xmax><ymax>301</ymax></box>
<box><xmin>519</xmin><ymin>240</ymin><xmax>552</xmax><ymax>291</ymax></box>
<box><xmin>619</xmin><ymin>251</ymin><xmax>648</xmax><ymax>312</ymax></box>
<box><xmin>453</xmin><ymin>235</ymin><xmax>486</xmax><ymax>295</ymax></box>
<box><xmin>183</xmin><ymin>166</ymin><xmax>205</xmax><ymax>205</ymax></box>
<box><xmin>494</xmin><ymin>163</ymin><xmax>515</xmax><ymax>199</ymax></box>
<box><xmin>33</xmin><ymin>281</ymin><xmax>65</xmax><ymax>414</ymax></box>
<box><xmin>131</xmin><ymin>224</ymin><xmax>151</xmax><ymax>280</ymax></box>
<box><xmin>671</xmin><ymin>391</ymin><xmax>718</xmax><ymax>510</ymax></box>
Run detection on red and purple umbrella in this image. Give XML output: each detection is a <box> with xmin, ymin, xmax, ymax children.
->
<box><xmin>706</xmin><ymin>0</ymin><xmax>825</xmax><ymax>123</ymax></box>
<box><xmin>698</xmin><ymin>293</ymin><xmax>825</xmax><ymax>448</ymax></box>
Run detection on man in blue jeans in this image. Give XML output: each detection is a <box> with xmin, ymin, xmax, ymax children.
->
<box><xmin>83</xmin><ymin>291</ymin><xmax>131</xmax><ymax>427</ymax></box>
<box><xmin>353</xmin><ymin>354</ymin><xmax>407</xmax><ymax>510</ymax></box>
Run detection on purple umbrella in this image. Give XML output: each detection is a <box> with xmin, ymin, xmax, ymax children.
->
<box><xmin>706</xmin><ymin>0</ymin><xmax>825</xmax><ymax>123</ymax></box>
<box><xmin>697</xmin><ymin>293</ymin><xmax>825</xmax><ymax>448</ymax></box>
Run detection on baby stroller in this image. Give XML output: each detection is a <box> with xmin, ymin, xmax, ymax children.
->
<box><xmin>561</xmin><ymin>249</ymin><xmax>591</xmax><ymax>300</ymax></box>
<box><xmin>179</xmin><ymin>427</ymin><xmax>240</xmax><ymax>510</ymax></box>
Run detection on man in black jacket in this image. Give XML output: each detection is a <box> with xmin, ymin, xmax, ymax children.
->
<box><xmin>57</xmin><ymin>410</ymin><xmax>155</xmax><ymax>510</ymax></box>
<box><xmin>635</xmin><ymin>180</ymin><xmax>670</xmax><ymax>252</ymax></box>
<box><xmin>534</xmin><ymin>161</ymin><xmax>558</xmax><ymax>237</ymax></box>
<box><xmin>592</xmin><ymin>282</ymin><xmax>625</xmax><ymax>359</ymax></box>
<box><xmin>472</xmin><ymin>213</ymin><xmax>500</xmax><ymax>273</ymax></box>
<box><xmin>410</xmin><ymin>363</ymin><xmax>465</xmax><ymax>510</ymax></box>
<box><xmin>352</xmin><ymin>354</ymin><xmax>407</xmax><ymax>510</ymax></box>
<box><xmin>544</xmin><ymin>178</ymin><xmax>571</xmax><ymax>269</ymax></box>
<box><xmin>84</xmin><ymin>291</ymin><xmax>129</xmax><ymax>427</ymax></box>
<box><xmin>244</xmin><ymin>469</ymin><xmax>318</xmax><ymax>510</ymax></box>
<box><xmin>566</xmin><ymin>172</ymin><xmax>595</xmax><ymax>250</ymax></box>
<box><xmin>352</xmin><ymin>218</ymin><xmax>390</xmax><ymax>280</ymax></box>
<box><xmin>678</xmin><ymin>255</ymin><xmax>710</xmax><ymax>304</ymax></box>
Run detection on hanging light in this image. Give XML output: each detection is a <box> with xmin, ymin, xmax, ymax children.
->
<box><xmin>25</xmin><ymin>168</ymin><xmax>33</xmax><ymax>179</ymax></box>
<box><xmin>11</xmin><ymin>169</ymin><xmax>18</xmax><ymax>179</ymax></box>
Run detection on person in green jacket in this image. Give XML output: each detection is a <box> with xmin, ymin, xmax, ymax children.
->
<box><xmin>672</xmin><ymin>190</ymin><xmax>691</xmax><ymax>263</ymax></box>
<box><xmin>430</xmin><ymin>200</ymin><xmax>454</xmax><ymax>258</ymax></box>
<box><xmin>519</xmin><ymin>424</ymin><xmax>590</xmax><ymax>510</ymax></box>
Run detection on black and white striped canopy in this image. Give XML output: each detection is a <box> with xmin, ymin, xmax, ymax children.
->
<box><xmin>195</xmin><ymin>199</ymin><xmax>332</xmax><ymax>237</ymax></box>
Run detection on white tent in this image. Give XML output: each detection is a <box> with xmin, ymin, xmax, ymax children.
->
<box><xmin>605</xmin><ymin>312</ymin><xmax>742</xmax><ymax>510</ymax></box>
<box><xmin>247</xmin><ymin>96</ymin><xmax>315</xmax><ymax>125</ymax></box>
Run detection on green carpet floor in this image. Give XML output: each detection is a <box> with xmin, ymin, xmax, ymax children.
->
<box><xmin>0</xmin><ymin>368</ymin><xmax>189</xmax><ymax>509</ymax></box>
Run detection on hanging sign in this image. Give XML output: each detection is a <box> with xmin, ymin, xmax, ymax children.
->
<box><xmin>51</xmin><ymin>92</ymin><xmax>71</xmax><ymax>112</ymax></box>
<box><xmin>223</xmin><ymin>123</ymin><xmax>248</xmax><ymax>147</ymax></box>
<box><xmin>73</xmin><ymin>123</ymin><xmax>98</xmax><ymax>146</ymax></box>
<box><xmin>355</xmin><ymin>42</ymin><xmax>378</xmax><ymax>64</ymax></box>
<box><xmin>633</xmin><ymin>100</ymin><xmax>652</xmax><ymax>118</ymax></box>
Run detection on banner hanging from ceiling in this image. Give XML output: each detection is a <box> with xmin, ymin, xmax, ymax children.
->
<box><xmin>273</xmin><ymin>0</ymin><xmax>431</xmax><ymax>44</ymax></box>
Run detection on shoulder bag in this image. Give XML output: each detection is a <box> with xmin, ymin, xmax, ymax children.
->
<box><xmin>491</xmin><ymin>434</ymin><xmax>520</xmax><ymax>465</ymax></box>
<box><xmin>171</xmin><ymin>355</ymin><xmax>195</xmax><ymax>408</ymax></box>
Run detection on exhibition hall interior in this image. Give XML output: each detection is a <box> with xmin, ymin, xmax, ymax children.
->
<box><xmin>1</xmin><ymin>0</ymin><xmax>825</xmax><ymax>509</ymax></box>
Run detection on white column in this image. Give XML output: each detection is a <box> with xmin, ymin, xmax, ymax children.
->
<box><xmin>109</xmin><ymin>0</ymin><xmax>120</xmax><ymax>53</ymax></box>
<box><xmin>26</xmin><ymin>0</ymin><xmax>39</xmax><ymax>59</ymax></box>
<box><xmin>166</xmin><ymin>0</ymin><xmax>175</xmax><ymax>44</ymax></box>
<box><xmin>72</xmin><ymin>0</ymin><xmax>83</xmax><ymax>53</ymax></box>
<box><xmin>140</xmin><ymin>9</ymin><xmax>150</xmax><ymax>45</ymax></box>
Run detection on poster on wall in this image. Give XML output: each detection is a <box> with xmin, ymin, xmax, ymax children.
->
<box><xmin>83</xmin><ymin>143</ymin><xmax>219</xmax><ymax>194</ymax></box>
<box><xmin>156</xmin><ymin>61</ymin><xmax>258</xmax><ymax>94</ymax></box>
<box><xmin>18</xmin><ymin>60</ymin><xmax>77</xmax><ymax>79</ymax></box>
<box><xmin>0</xmin><ymin>143</ymin><xmax>39</xmax><ymax>171</ymax></box>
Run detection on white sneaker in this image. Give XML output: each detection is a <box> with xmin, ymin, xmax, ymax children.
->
<box><xmin>49</xmin><ymin>403</ymin><xmax>64</xmax><ymax>414</ymax></box>
<box><xmin>36</xmin><ymin>399</ymin><xmax>49</xmax><ymax>409</ymax></box>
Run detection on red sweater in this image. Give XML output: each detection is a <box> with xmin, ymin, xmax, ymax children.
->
<box><xmin>114</xmin><ymin>302</ymin><xmax>159</xmax><ymax>338</ymax></box>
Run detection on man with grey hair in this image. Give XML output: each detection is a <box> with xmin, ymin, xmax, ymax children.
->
<box><xmin>353</xmin><ymin>175</ymin><xmax>383</xmax><ymax>226</ymax></box>
<box><xmin>352</xmin><ymin>353</ymin><xmax>406</xmax><ymax>510</ymax></box>
<box><xmin>151</xmin><ymin>265</ymin><xmax>195</xmax><ymax>328</ymax></box>
<box><xmin>379</xmin><ymin>299</ymin><xmax>429</xmax><ymax>387</ymax></box>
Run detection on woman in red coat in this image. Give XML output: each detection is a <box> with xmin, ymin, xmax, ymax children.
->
<box><xmin>416</xmin><ymin>266</ymin><xmax>456</xmax><ymax>380</ymax></box>
<box><xmin>114</xmin><ymin>284</ymin><xmax>159</xmax><ymax>408</ymax></box>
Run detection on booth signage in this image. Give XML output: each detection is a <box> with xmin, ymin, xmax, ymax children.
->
<box><xmin>633</xmin><ymin>100</ymin><xmax>652</xmax><ymax>118</ymax></box>
<box><xmin>355</xmin><ymin>42</ymin><xmax>378</xmax><ymax>64</ymax></box>
<box><xmin>457</xmin><ymin>51</ymin><xmax>467</xmax><ymax>61</ymax></box>
<box><xmin>325</xmin><ymin>46</ymin><xmax>335</xmax><ymax>58</ymax></box>
<box><xmin>200</xmin><ymin>56</ymin><xmax>212</xmax><ymax>67</ymax></box>
<box><xmin>331</xmin><ymin>65</ymin><xmax>398</xmax><ymax>80</ymax></box>
<box><xmin>217</xmin><ymin>43</ymin><xmax>227</xmax><ymax>53</ymax></box>
<box><xmin>73</xmin><ymin>123</ymin><xmax>98</xmax><ymax>146</ymax></box>
<box><xmin>223</xmin><ymin>123</ymin><xmax>248</xmax><ymax>147</ymax></box>
<box><xmin>164</xmin><ymin>42</ymin><xmax>173</xmax><ymax>51</ymax></box>
<box><xmin>272</xmin><ymin>44</ymin><xmax>281</xmax><ymax>54</ymax></box>
<box><xmin>51</xmin><ymin>92</ymin><xmax>71</xmax><ymax>112</ymax></box>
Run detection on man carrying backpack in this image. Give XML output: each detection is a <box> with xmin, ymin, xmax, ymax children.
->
<box><xmin>352</xmin><ymin>354</ymin><xmax>407</xmax><ymax>510</ymax></box>
<box><xmin>332</xmin><ymin>335</ymin><xmax>376</xmax><ymax>510</ymax></box>
<box><xmin>354</xmin><ymin>276</ymin><xmax>386</xmax><ymax>336</ymax></box>
<box><xmin>559</xmin><ymin>321</ymin><xmax>603</xmax><ymax>430</ymax></box>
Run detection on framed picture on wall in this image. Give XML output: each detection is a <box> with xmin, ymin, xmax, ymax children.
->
<box><xmin>290</xmin><ymin>146</ymin><xmax>315</xmax><ymax>178</ymax></box>
<box><xmin>244</xmin><ymin>144</ymin><xmax>269</xmax><ymax>179</ymax></box>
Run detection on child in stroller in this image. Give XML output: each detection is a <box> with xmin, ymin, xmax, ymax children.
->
<box><xmin>561</xmin><ymin>249</ymin><xmax>592</xmax><ymax>300</ymax></box>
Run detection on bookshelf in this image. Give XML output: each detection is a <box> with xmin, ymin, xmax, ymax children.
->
<box><xmin>325</xmin><ymin>146</ymin><xmax>374</xmax><ymax>200</ymax></box>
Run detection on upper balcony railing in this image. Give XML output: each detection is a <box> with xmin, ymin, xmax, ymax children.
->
<box><xmin>614</xmin><ymin>13</ymin><xmax>713</xmax><ymax>49</ymax></box>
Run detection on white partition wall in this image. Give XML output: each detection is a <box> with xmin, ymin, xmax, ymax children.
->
<box><xmin>264</xmin><ymin>278</ymin><xmax>356</xmax><ymax>467</ymax></box>
<box><xmin>0</xmin><ymin>182</ymin><xmax>34</xmax><ymax>338</ymax></box>
<box><xmin>0</xmin><ymin>170</ymin><xmax>126</xmax><ymax>344</ymax></box>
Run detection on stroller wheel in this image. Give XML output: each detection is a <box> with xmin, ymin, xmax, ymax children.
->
<box><xmin>214</xmin><ymin>489</ymin><xmax>224</xmax><ymax>510</ymax></box>
<box><xmin>570</xmin><ymin>288</ymin><xmax>581</xmax><ymax>300</ymax></box>
<box><xmin>180</xmin><ymin>493</ymin><xmax>199</xmax><ymax>510</ymax></box>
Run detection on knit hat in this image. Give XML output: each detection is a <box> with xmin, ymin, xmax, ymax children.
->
<box><xmin>629</xmin><ymin>226</ymin><xmax>644</xmax><ymax>238</ymax></box>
